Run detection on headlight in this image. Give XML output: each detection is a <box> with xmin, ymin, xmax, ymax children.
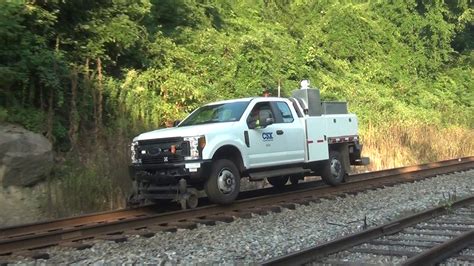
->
<box><xmin>184</xmin><ymin>135</ymin><xmax>206</xmax><ymax>160</ymax></box>
<box><xmin>131</xmin><ymin>141</ymin><xmax>139</xmax><ymax>164</ymax></box>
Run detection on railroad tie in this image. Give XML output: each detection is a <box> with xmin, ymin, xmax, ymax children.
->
<box><xmin>204</xmin><ymin>215</ymin><xmax>234</xmax><ymax>223</ymax></box>
<box><xmin>98</xmin><ymin>235</ymin><xmax>127</xmax><ymax>243</ymax></box>
<box><xmin>190</xmin><ymin>219</ymin><xmax>216</xmax><ymax>226</ymax></box>
<box><xmin>229</xmin><ymin>211</ymin><xmax>253</xmax><ymax>219</ymax></box>
<box><xmin>278</xmin><ymin>202</ymin><xmax>296</xmax><ymax>210</ymax></box>
<box><xmin>14</xmin><ymin>250</ymin><xmax>50</xmax><ymax>260</ymax></box>
<box><xmin>166</xmin><ymin>222</ymin><xmax>198</xmax><ymax>230</ymax></box>
<box><xmin>59</xmin><ymin>242</ymin><xmax>93</xmax><ymax>250</ymax></box>
<box><xmin>147</xmin><ymin>225</ymin><xmax>178</xmax><ymax>233</ymax></box>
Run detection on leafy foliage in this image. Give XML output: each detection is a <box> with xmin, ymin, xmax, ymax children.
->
<box><xmin>1</xmin><ymin>0</ymin><xmax>472</xmax><ymax>216</ymax></box>
<box><xmin>0</xmin><ymin>0</ymin><xmax>472</xmax><ymax>150</ymax></box>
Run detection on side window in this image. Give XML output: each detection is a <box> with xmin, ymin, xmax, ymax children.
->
<box><xmin>247</xmin><ymin>102</ymin><xmax>273</xmax><ymax>127</ymax></box>
<box><xmin>289</xmin><ymin>98</ymin><xmax>303</xmax><ymax>118</ymax></box>
<box><xmin>276</xmin><ymin>102</ymin><xmax>294</xmax><ymax>123</ymax></box>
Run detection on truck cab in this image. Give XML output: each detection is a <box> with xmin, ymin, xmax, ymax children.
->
<box><xmin>129</xmin><ymin>85</ymin><xmax>369</xmax><ymax>208</ymax></box>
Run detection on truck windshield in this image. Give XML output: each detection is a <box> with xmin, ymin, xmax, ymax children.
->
<box><xmin>179</xmin><ymin>101</ymin><xmax>250</xmax><ymax>127</ymax></box>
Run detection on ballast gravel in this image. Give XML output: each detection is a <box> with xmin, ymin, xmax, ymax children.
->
<box><xmin>11</xmin><ymin>169</ymin><xmax>474</xmax><ymax>265</ymax></box>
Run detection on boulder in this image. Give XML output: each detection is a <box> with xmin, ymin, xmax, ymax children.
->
<box><xmin>0</xmin><ymin>123</ymin><xmax>53</xmax><ymax>187</ymax></box>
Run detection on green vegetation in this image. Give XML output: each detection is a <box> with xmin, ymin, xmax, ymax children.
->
<box><xmin>0</xmin><ymin>0</ymin><xmax>472</xmax><ymax>215</ymax></box>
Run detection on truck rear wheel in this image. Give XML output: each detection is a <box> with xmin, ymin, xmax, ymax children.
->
<box><xmin>205</xmin><ymin>159</ymin><xmax>240</xmax><ymax>205</ymax></box>
<box><xmin>321</xmin><ymin>150</ymin><xmax>346</xmax><ymax>186</ymax></box>
<box><xmin>267</xmin><ymin>176</ymin><xmax>289</xmax><ymax>189</ymax></box>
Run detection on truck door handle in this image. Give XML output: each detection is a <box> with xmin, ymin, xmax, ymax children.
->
<box><xmin>276</xmin><ymin>130</ymin><xmax>284</xmax><ymax>135</ymax></box>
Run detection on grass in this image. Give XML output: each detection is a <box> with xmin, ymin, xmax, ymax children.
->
<box><xmin>360</xmin><ymin>122</ymin><xmax>474</xmax><ymax>171</ymax></box>
<box><xmin>41</xmin><ymin>122</ymin><xmax>473</xmax><ymax>218</ymax></box>
<box><xmin>42</xmin><ymin>136</ymin><xmax>131</xmax><ymax>218</ymax></box>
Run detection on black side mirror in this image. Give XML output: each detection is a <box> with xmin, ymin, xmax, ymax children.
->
<box><xmin>260</xmin><ymin>117</ymin><xmax>274</xmax><ymax>128</ymax></box>
<box><xmin>247</xmin><ymin>118</ymin><xmax>257</xmax><ymax>129</ymax></box>
<box><xmin>173</xmin><ymin>120</ymin><xmax>181</xmax><ymax>127</ymax></box>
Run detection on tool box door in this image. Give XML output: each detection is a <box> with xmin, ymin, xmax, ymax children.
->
<box><xmin>305</xmin><ymin>117</ymin><xmax>329</xmax><ymax>162</ymax></box>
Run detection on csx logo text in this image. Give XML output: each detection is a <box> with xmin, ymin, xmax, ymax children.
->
<box><xmin>262</xmin><ymin>132</ymin><xmax>273</xmax><ymax>141</ymax></box>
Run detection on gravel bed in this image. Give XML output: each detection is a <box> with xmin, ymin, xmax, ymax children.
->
<box><xmin>460</xmin><ymin>248</ymin><xmax>474</xmax><ymax>256</ymax></box>
<box><xmin>423</xmin><ymin>223</ymin><xmax>474</xmax><ymax>229</ymax></box>
<box><xmin>9</xmin><ymin>169</ymin><xmax>474</xmax><ymax>264</ymax></box>
<box><xmin>442</xmin><ymin>248</ymin><xmax>474</xmax><ymax>266</ymax></box>
<box><xmin>391</xmin><ymin>232</ymin><xmax>452</xmax><ymax>241</ymax></box>
<box><xmin>321</xmin><ymin>250</ymin><xmax>409</xmax><ymax>265</ymax></box>
<box><xmin>382</xmin><ymin>233</ymin><xmax>451</xmax><ymax>241</ymax></box>
<box><xmin>357</xmin><ymin>243</ymin><xmax>426</xmax><ymax>253</ymax></box>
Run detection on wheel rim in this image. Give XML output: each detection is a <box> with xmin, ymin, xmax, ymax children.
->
<box><xmin>217</xmin><ymin>168</ymin><xmax>236</xmax><ymax>194</ymax></box>
<box><xmin>187</xmin><ymin>193</ymin><xmax>199</xmax><ymax>209</ymax></box>
<box><xmin>330</xmin><ymin>158</ymin><xmax>342</xmax><ymax>179</ymax></box>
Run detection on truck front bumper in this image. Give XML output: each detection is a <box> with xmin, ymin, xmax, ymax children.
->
<box><xmin>129</xmin><ymin>159</ymin><xmax>212</xmax><ymax>185</ymax></box>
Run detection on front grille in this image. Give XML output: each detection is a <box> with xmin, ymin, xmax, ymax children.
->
<box><xmin>141</xmin><ymin>154</ymin><xmax>182</xmax><ymax>164</ymax></box>
<box><xmin>136</xmin><ymin>137</ymin><xmax>189</xmax><ymax>165</ymax></box>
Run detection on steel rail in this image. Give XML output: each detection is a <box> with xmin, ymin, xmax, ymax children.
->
<box><xmin>261</xmin><ymin>196</ymin><xmax>474</xmax><ymax>266</ymax></box>
<box><xmin>403</xmin><ymin>229</ymin><xmax>474</xmax><ymax>266</ymax></box>
<box><xmin>0</xmin><ymin>156</ymin><xmax>473</xmax><ymax>256</ymax></box>
<box><xmin>0</xmin><ymin>206</ymin><xmax>157</xmax><ymax>239</ymax></box>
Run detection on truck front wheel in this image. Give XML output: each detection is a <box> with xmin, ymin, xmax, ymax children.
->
<box><xmin>205</xmin><ymin>159</ymin><xmax>241</xmax><ymax>205</ymax></box>
<box><xmin>321</xmin><ymin>150</ymin><xmax>346</xmax><ymax>186</ymax></box>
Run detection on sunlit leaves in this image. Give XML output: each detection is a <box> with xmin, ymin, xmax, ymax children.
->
<box><xmin>1</xmin><ymin>0</ymin><xmax>472</xmax><ymax>149</ymax></box>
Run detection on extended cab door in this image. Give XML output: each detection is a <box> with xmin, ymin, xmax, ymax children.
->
<box><xmin>245</xmin><ymin>101</ymin><xmax>290</xmax><ymax>168</ymax></box>
<box><xmin>271</xmin><ymin>101</ymin><xmax>305</xmax><ymax>163</ymax></box>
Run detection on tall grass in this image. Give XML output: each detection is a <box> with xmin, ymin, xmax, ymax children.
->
<box><xmin>43</xmin><ymin>135</ymin><xmax>132</xmax><ymax>218</ymax></box>
<box><xmin>42</xmin><ymin>122</ymin><xmax>473</xmax><ymax>217</ymax></box>
<box><xmin>360</xmin><ymin>122</ymin><xmax>474</xmax><ymax>171</ymax></box>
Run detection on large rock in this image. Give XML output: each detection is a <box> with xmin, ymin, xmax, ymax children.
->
<box><xmin>0</xmin><ymin>123</ymin><xmax>53</xmax><ymax>187</ymax></box>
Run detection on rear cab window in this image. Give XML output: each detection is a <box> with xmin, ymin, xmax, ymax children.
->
<box><xmin>275</xmin><ymin>102</ymin><xmax>294</xmax><ymax>123</ymax></box>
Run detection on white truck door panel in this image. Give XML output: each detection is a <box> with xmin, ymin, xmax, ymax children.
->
<box><xmin>305</xmin><ymin>117</ymin><xmax>329</xmax><ymax>162</ymax></box>
<box><xmin>245</xmin><ymin>101</ymin><xmax>292</xmax><ymax>168</ymax></box>
<box><xmin>272</xmin><ymin>101</ymin><xmax>305</xmax><ymax>163</ymax></box>
<box><xmin>247</xmin><ymin>125</ymin><xmax>289</xmax><ymax>167</ymax></box>
<box><xmin>273</xmin><ymin>121</ymin><xmax>305</xmax><ymax>163</ymax></box>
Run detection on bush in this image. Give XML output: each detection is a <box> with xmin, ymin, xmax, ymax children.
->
<box><xmin>0</xmin><ymin>107</ymin><xmax>7</xmax><ymax>122</ymax></box>
<box><xmin>6</xmin><ymin>107</ymin><xmax>47</xmax><ymax>133</ymax></box>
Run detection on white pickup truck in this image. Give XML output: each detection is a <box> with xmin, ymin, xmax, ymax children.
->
<box><xmin>129</xmin><ymin>84</ymin><xmax>369</xmax><ymax>208</ymax></box>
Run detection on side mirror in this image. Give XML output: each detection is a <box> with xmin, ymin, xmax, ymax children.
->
<box><xmin>260</xmin><ymin>117</ymin><xmax>274</xmax><ymax>128</ymax></box>
<box><xmin>247</xmin><ymin>118</ymin><xmax>257</xmax><ymax>129</ymax></box>
<box><xmin>173</xmin><ymin>120</ymin><xmax>181</xmax><ymax>127</ymax></box>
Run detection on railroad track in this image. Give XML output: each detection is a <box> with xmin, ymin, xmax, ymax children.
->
<box><xmin>263</xmin><ymin>195</ymin><xmax>474</xmax><ymax>265</ymax></box>
<box><xmin>0</xmin><ymin>157</ymin><xmax>472</xmax><ymax>260</ymax></box>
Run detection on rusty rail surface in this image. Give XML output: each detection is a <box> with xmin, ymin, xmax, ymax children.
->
<box><xmin>1</xmin><ymin>156</ymin><xmax>473</xmax><ymax>257</ymax></box>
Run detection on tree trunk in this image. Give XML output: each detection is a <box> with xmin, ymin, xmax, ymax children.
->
<box><xmin>68</xmin><ymin>67</ymin><xmax>79</xmax><ymax>151</ymax></box>
<box><xmin>85</xmin><ymin>58</ymin><xmax>98</xmax><ymax>142</ymax></box>
<box><xmin>40</xmin><ymin>84</ymin><xmax>45</xmax><ymax>111</ymax></box>
<box><xmin>95</xmin><ymin>57</ymin><xmax>103</xmax><ymax>140</ymax></box>
<box><xmin>28</xmin><ymin>82</ymin><xmax>35</xmax><ymax>106</ymax></box>
<box><xmin>45</xmin><ymin>36</ymin><xmax>61</xmax><ymax>143</ymax></box>
<box><xmin>46</xmin><ymin>87</ymin><xmax>54</xmax><ymax>142</ymax></box>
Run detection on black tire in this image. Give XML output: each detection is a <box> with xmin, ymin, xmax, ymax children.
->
<box><xmin>267</xmin><ymin>176</ymin><xmax>289</xmax><ymax>189</ymax></box>
<box><xmin>205</xmin><ymin>159</ymin><xmax>241</xmax><ymax>205</ymax></box>
<box><xmin>321</xmin><ymin>150</ymin><xmax>346</xmax><ymax>186</ymax></box>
